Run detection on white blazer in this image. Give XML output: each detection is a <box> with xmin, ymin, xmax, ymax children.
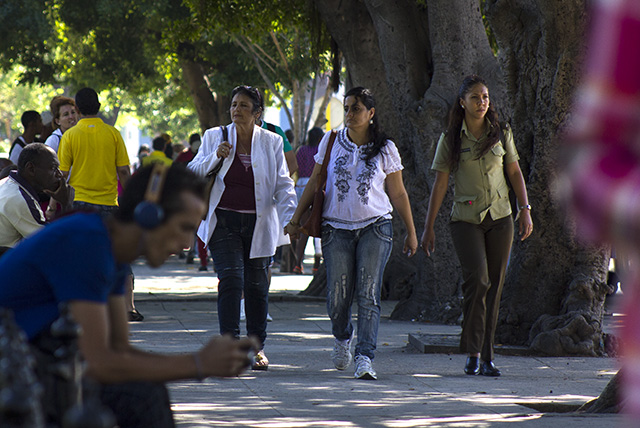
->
<box><xmin>188</xmin><ymin>123</ymin><xmax>296</xmax><ymax>258</ymax></box>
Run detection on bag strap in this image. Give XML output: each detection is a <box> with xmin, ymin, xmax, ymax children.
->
<box><xmin>206</xmin><ymin>125</ymin><xmax>228</xmax><ymax>178</ymax></box>
<box><xmin>316</xmin><ymin>130</ymin><xmax>337</xmax><ymax>191</ymax></box>
<box><xmin>266</xmin><ymin>122</ymin><xmax>276</xmax><ymax>133</ymax></box>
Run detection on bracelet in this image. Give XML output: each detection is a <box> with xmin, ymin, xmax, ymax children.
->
<box><xmin>193</xmin><ymin>353</ymin><xmax>205</xmax><ymax>382</ymax></box>
<box><xmin>519</xmin><ymin>204</ymin><xmax>532</xmax><ymax>211</ymax></box>
<box><xmin>288</xmin><ymin>220</ymin><xmax>300</xmax><ymax>227</ymax></box>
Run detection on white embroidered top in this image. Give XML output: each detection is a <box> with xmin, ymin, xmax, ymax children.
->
<box><xmin>314</xmin><ymin>129</ymin><xmax>403</xmax><ymax>230</ymax></box>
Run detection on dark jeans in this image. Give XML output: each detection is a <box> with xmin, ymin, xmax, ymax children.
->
<box><xmin>450</xmin><ymin>214</ymin><xmax>513</xmax><ymax>362</ymax></box>
<box><xmin>209</xmin><ymin>209</ymin><xmax>270</xmax><ymax>348</ymax></box>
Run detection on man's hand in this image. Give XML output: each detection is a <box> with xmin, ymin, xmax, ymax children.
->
<box><xmin>198</xmin><ymin>336</ymin><xmax>258</xmax><ymax>378</ymax></box>
<box><xmin>44</xmin><ymin>176</ymin><xmax>74</xmax><ymax>210</ymax></box>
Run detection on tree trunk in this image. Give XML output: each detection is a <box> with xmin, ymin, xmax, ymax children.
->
<box><xmin>178</xmin><ymin>43</ymin><xmax>225</xmax><ymax>131</ymax></box>
<box><xmin>577</xmin><ymin>370</ymin><xmax>621</xmax><ymax>413</ymax></box>
<box><xmin>484</xmin><ymin>0</ymin><xmax>610</xmax><ymax>355</ymax></box>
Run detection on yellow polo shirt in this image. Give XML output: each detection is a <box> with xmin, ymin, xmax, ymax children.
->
<box><xmin>58</xmin><ymin>117</ymin><xmax>131</xmax><ymax>206</ymax></box>
<box><xmin>432</xmin><ymin>120</ymin><xmax>519</xmax><ymax>224</ymax></box>
<box><xmin>141</xmin><ymin>150</ymin><xmax>173</xmax><ymax>167</ymax></box>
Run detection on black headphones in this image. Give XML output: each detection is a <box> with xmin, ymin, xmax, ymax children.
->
<box><xmin>134</xmin><ymin>163</ymin><xmax>168</xmax><ymax>229</ymax></box>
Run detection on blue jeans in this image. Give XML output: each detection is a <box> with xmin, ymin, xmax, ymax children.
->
<box><xmin>322</xmin><ymin>218</ymin><xmax>393</xmax><ymax>360</ymax></box>
<box><xmin>209</xmin><ymin>210</ymin><xmax>270</xmax><ymax>348</ymax></box>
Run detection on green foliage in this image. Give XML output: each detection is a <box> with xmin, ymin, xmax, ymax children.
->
<box><xmin>0</xmin><ymin>66</ymin><xmax>62</xmax><ymax>144</ymax></box>
<box><xmin>0</xmin><ymin>0</ymin><xmax>334</xmax><ymax>143</ymax></box>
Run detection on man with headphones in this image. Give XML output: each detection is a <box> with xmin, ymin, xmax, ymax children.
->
<box><xmin>0</xmin><ymin>164</ymin><xmax>257</xmax><ymax>428</ymax></box>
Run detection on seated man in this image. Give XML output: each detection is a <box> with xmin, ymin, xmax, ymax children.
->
<box><xmin>0</xmin><ymin>164</ymin><xmax>256</xmax><ymax>427</ymax></box>
<box><xmin>0</xmin><ymin>143</ymin><xmax>73</xmax><ymax>254</ymax></box>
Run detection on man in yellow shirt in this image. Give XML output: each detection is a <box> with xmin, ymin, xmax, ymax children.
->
<box><xmin>141</xmin><ymin>136</ymin><xmax>173</xmax><ymax>167</ymax></box>
<box><xmin>58</xmin><ymin>87</ymin><xmax>131</xmax><ymax>211</ymax></box>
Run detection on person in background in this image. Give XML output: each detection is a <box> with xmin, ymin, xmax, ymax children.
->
<box><xmin>292</xmin><ymin>126</ymin><xmax>324</xmax><ymax>274</ymax></box>
<box><xmin>285</xmin><ymin>87</ymin><xmax>418</xmax><ymax>380</ymax></box>
<box><xmin>142</xmin><ymin>137</ymin><xmax>173</xmax><ymax>167</ymax></box>
<box><xmin>9</xmin><ymin>110</ymin><xmax>43</xmax><ymax>165</ymax></box>
<box><xmin>39</xmin><ymin>110</ymin><xmax>54</xmax><ymax>143</ymax></box>
<box><xmin>161</xmin><ymin>132</ymin><xmax>174</xmax><ymax>161</ymax></box>
<box><xmin>45</xmin><ymin>95</ymin><xmax>79</xmax><ymax>153</ymax></box>
<box><xmin>254</xmin><ymin>92</ymin><xmax>298</xmax><ymax>176</ymax></box>
<box><xmin>175</xmin><ymin>133</ymin><xmax>202</xmax><ymax>164</ymax></box>
<box><xmin>135</xmin><ymin>145</ymin><xmax>151</xmax><ymax>171</ymax></box>
<box><xmin>188</xmin><ymin>85</ymin><xmax>296</xmax><ymax>371</ymax></box>
<box><xmin>421</xmin><ymin>75</ymin><xmax>533</xmax><ymax>377</ymax></box>
<box><xmin>0</xmin><ymin>164</ymin><xmax>257</xmax><ymax>427</ymax></box>
<box><xmin>0</xmin><ymin>143</ymin><xmax>74</xmax><ymax>254</ymax></box>
<box><xmin>175</xmin><ymin>133</ymin><xmax>209</xmax><ymax>271</ymax></box>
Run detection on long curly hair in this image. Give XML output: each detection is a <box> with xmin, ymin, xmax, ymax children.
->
<box><xmin>445</xmin><ymin>75</ymin><xmax>501</xmax><ymax>171</ymax></box>
<box><xmin>344</xmin><ymin>87</ymin><xmax>389</xmax><ymax>162</ymax></box>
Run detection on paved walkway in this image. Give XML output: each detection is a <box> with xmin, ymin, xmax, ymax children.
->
<box><xmin>130</xmin><ymin>255</ymin><xmax>622</xmax><ymax>427</ymax></box>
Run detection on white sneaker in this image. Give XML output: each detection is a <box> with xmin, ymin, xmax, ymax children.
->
<box><xmin>240</xmin><ymin>299</ymin><xmax>246</xmax><ymax>321</ymax></box>
<box><xmin>354</xmin><ymin>355</ymin><xmax>377</xmax><ymax>380</ymax></box>
<box><xmin>266</xmin><ymin>313</ymin><xmax>273</xmax><ymax>322</ymax></box>
<box><xmin>331</xmin><ymin>333</ymin><xmax>353</xmax><ymax>370</ymax></box>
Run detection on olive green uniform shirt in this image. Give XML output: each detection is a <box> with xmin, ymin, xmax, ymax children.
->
<box><xmin>431</xmin><ymin>120</ymin><xmax>519</xmax><ymax>224</ymax></box>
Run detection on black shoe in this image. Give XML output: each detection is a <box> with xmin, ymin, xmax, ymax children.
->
<box><xmin>128</xmin><ymin>309</ymin><xmax>144</xmax><ymax>322</ymax></box>
<box><xmin>198</xmin><ymin>265</ymin><xmax>208</xmax><ymax>272</ymax></box>
<box><xmin>480</xmin><ymin>361</ymin><xmax>501</xmax><ymax>377</ymax></box>
<box><xmin>464</xmin><ymin>357</ymin><xmax>480</xmax><ymax>375</ymax></box>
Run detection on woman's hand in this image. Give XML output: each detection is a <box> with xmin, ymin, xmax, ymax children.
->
<box><xmin>404</xmin><ymin>232</ymin><xmax>418</xmax><ymax>257</ymax></box>
<box><xmin>516</xmin><ymin>209</ymin><xmax>533</xmax><ymax>241</ymax></box>
<box><xmin>217</xmin><ymin>142</ymin><xmax>232</xmax><ymax>159</ymax></box>
<box><xmin>421</xmin><ymin>227</ymin><xmax>436</xmax><ymax>256</ymax></box>
<box><xmin>284</xmin><ymin>220</ymin><xmax>302</xmax><ymax>240</ymax></box>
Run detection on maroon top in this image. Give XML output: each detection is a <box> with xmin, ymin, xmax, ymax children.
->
<box><xmin>218</xmin><ymin>152</ymin><xmax>256</xmax><ymax>212</ymax></box>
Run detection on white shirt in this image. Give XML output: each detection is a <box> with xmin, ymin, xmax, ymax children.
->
<box><xmin>45</xmin><ymin>128</ymin><xmax>64</xmax><ymax>153</ymax></box>
<box><xmin>315</xmin><ymin>129</ymin><xmax>403</xmax><ymax>230</ymax></box>
<box><xmin>0</xmin><ymin>172</ymin><xmax>46</xmax><ymax>247</ymax></box>
<box><xmin>9</xmin><ymin>136</ymin><xmax>26</xmax><ymax>165</ymax></box>
<box><xmin>188</xmin><ymin>123</ymin><xmax>296</xmax><ymax>258</ymax></box>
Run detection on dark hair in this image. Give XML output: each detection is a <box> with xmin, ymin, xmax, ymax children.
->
<box><xmin>231</xmin><ymin>85</ymin><xmax>263</xmax><ymax>114</ymax></box>
<box><xmin>189</xmin><ymin>133</ymin><xmax>201</xmax><ymax>145</ymax></box>
<box><xmin>17</xmin><ymin>143</ymin><xmax>53</xmax><ymax>171</ymax></box>
<box><xmin>152</xmin><ymin>136</ymin><xmax>167</xmax><ymax>151</ymax></box>
<box><xmin>138</xmin><ymin>144</ymin><xmax>150</xmax><ymax>156</ymax></box>
<box><xmin>307</xmin><ymin>127</ymin><xmax>323</xmax><ymax>147</ymax></box>
<box><xmin>49</xmin><ymin>96</ymin><xmax>76</xmax><ymax>130</ymax></box>
<box><xmin>445</xmin><ymin>75</ymin><xmax>501</xmax><ymax>171</ymax></box>
<box><xmin>344</xmin><ymin>87</ymin><xmax>388</xmax><ymax>162</ymax></box>
<box><xmin>21</xmin><ymin>111</ymin><xmax>41</xmax><ymax>129</ymax></box>
<box><xmin>75</xmin><ymin>87</ymin><xmax>101</xmax><ymax>116</ymax></box>
<box><xmin>115</xmin><ymin>164</ymin><xmax>206</xmax><ymax>224</ymax></box>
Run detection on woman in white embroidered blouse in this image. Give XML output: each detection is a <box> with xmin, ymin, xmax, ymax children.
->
<box><xmin>285</xmin><ymin>87</ymin><xmax>418</xmax><ymax>380</ymax></box>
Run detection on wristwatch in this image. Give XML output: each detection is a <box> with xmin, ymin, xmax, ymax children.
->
<box><xmin>519</xmin><ymin>204</ymin><xmax>531</xmax><ymax>211</ymax></box>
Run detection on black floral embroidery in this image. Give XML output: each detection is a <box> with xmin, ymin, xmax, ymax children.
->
<box><xmin>333</xmin><ymin>154</ymin><xmax>351</xmax><ymax>202</ymax></box>
<box><xmin>356</xmin><ymin>158</ymin><xmax>376</xmax><ymax>205</ymax></box>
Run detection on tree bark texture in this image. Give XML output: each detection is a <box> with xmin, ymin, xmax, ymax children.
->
<box><xmin>484</xmin><ymin>0</ymin><xmax>611</xmax><ymax>354</ymax></box>
<box><xmin>179</xmin><ymin>50</ymin><xmax>226</xmax><ymax>131</ymax></box>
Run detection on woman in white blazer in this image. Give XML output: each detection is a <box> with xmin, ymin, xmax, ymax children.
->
<box><xmin>188</xmin><ymin>85</ymin><xmax>296</xmax><ymax>370</ymax></box>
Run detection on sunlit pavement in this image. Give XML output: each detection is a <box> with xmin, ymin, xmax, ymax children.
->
<box><xmin>131</xmin><ymin>255</ymin><xmax>622</xmax><ymax>427</ymax></box>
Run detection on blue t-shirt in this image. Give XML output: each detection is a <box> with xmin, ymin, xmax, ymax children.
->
<box><xmin>0</xmin><ymin>212</ymin><xmax>127</xmax><ymax>339</ymax></box>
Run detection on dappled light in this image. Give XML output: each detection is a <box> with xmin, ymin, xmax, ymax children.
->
<box><xmin>383</xmin><ymin>413</ymin><xmax>542</xmax><ymax>427</ymax></box>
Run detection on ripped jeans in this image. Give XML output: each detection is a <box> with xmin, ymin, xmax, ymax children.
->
<box><xmin>321</xmin><ymin>218</ymin><xmax>393</xmax><ymax>360</ymax></box>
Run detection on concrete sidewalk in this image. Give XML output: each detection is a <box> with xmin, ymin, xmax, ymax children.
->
<box><xmin>130</xmin><ymin>256</ymin><xmax>622</xmax><ymax>427</ymax></box>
